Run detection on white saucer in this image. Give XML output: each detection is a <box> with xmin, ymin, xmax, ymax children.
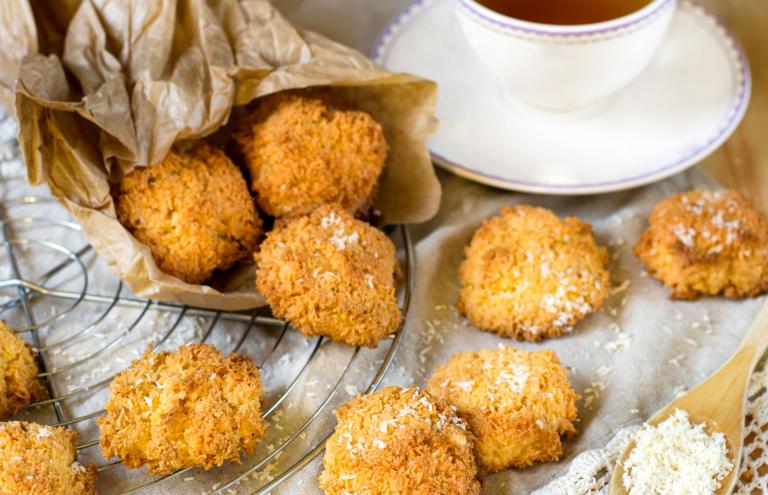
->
<box><xmin>372</xmin><ymin>0</ymin><xmax>750</xmax><ymax>194</ymax></box>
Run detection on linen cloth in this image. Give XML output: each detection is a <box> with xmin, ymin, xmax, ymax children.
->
<box><xmin>0</xmin><ymin>1</ymin><xmax>764</xmax><ymax>493</ymax></box>
<box><xmin>267</xmin><ymin>2</ymin><xmax>764</xmax><ymax>492</ymax></box>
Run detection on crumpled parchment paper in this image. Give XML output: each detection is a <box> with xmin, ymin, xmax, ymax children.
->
<box><xmin>0</xmin><ymin>0</ymin><xmax>441</xmax><ymax>309</ymax></box>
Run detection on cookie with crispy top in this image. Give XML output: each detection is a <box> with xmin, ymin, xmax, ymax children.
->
<box><xmin>98</xmin><ymin>344</ymin><xmax>266</xmax><ymax>474</ymax></box>
<box><xmin>634</xmin><ymin>189</ymin><xmax>768</xmax><ymax>299</ymax></box>
<box><xmin>458</xmin><ymin>205</ymin><xmax>609</xmax><ymax>341</ymax></box>
<box><xmin>0</xmin><ymin>421</ymin><xmax>96</xmax><ymax>494</ymax></box>
<box><xmin>427</xmin><ymin>346</ymin><xmax>579</xmax><ymax>472</ymax></box>
<box><xmin>319</xmin><ymin>386</ymin><xmax>481</xmax><ymax>495</ymax></box>
<box><xmin>256</xmin><ymin>203</ymin><xmax>401</xmax><ymax>347</ymax></box>
<box><xmin>0</xmin><ymin>320</ymin><xmax>45</xmax><ymax>418</ymax></box>
<box><xmin>230</xmin><ymin>90</ymin><xmax>388</xmax><ymax>218</ymax></box>
<box><xmin>115</xmin><ymin>141</ymin><xmax>262</xmax><ymax>285</ymax></box>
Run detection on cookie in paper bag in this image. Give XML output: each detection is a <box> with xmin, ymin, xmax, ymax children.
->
<box><xmin>115</xmin><ymin>142</ymin><xmax>262</xmax><ymax>285</ymax></box>
<box><xmin>230</xmin><ymin>90</ymin><xmax>388</xmax><ymax>219</ymax></box>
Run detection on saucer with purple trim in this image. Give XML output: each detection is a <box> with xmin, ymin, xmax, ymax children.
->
<box><xmin>372</xmin><ymin>0</ymin><xmax>751</xmax><ymax>194</ymax></box>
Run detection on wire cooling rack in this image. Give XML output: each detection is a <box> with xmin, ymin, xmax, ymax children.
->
<box><xmin>0</xmin><ymin>109</ymin><xmax>412</xmax><ymax>494</ymax></box>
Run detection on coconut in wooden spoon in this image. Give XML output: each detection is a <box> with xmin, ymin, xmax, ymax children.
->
<box><xmin>609</xmin><ymin>300</ymin><xmax>768</xmax><ymax>495</ymax></box>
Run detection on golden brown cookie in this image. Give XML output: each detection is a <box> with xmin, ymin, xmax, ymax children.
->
<box><xmin>115</xmin><ymin>141</ymin><xmax>262</xmax><ymax>285</ymax></box>
<box><xmin>256</xmin><ymin>203</ymin><xmax>401</xmax><ymax>347</ymax></box>
<box><xmin>0</xmin><ymin>421</ymin><xmax>96</xmax><ymax>494</ymax></box>
<box><xmin>0</xmin><ymin>320</ymin><xmax>45</xmax><ymax>418</ymax></box>
<box><xmin>319</xmin><ymin>386</ymin><xmax>481</xmax><ymax>495</ymax></box>
<box><xmin>458</xmin><ymin>205</ymin><xmax>609</xmax><ymax>341</ymax></box>
<box><xmin>230</xmin><ymin>90</ymin><xmax>387</xmax><ymax>218</ymax></box>
<box><xmin>427</xmin><ymin>346</ymin><xmax>579</xmax><ymax>472</ymax></box>
<box><xmin>634</xmin><ymin>189</ymin><xmax>768</xmax><ymax>299</ymax></box>
<box><xmin>98</xmin><ymin>344</ymin><xmax>266</xmax><ymax>474</ymax></box>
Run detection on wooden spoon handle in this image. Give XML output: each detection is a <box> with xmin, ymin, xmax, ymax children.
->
<box><xmin>736</xmin><ymin>299</ymin><xmax>768</xmax><ymax>372</ymax></box>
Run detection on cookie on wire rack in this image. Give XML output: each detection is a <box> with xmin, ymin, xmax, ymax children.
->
<box><xmin>256</xmin><ymin>203</ymin><xmax>401</xmax><ymax>347</ymax></box>
<box><xmin>319</xmin><ymin>386</ymin><xmax>481</xmax><ymax>495</ymax></box>
<box><xmin>115</xmin><ymin>141</ymin><xmax>262</xmax><ymax>285</ymax></box>
<box><xmin>98</xmin><ymin>344</ymin><xmax>266</xmax><ymax>474</ymax></box>
<box><xmin>0</xmin><ymin>421</ymin><xmax>96</xmax><ymax>494</ymax></box>
<box><xmin>634</xmin><ymin>189</ymin><xmax>768</xmax><ymax>299</ymax></box>
<box><xmin>427</xmin><ymin>346</ymin><xmax>579</xmax><ymax>472</ymax></box>
<box><xmin>0</xmin><ymin>320</ymin><xmax>45</xmax><ymax>418</ymax></box>
<box><xmin>230</xmin><ymin>90</ymin><xmax>388</xmax><ymax>218</ymax></box>
<box><xmin>458</xmin><ymin>205</ymin><xmax>609</xmax><ymax>341</ymax></box>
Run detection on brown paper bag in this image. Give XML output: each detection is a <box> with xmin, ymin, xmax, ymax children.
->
<box><xmin>1</xmin><ymin>0</ymin><xmax>440</xmax><ymax>310</ymax></box>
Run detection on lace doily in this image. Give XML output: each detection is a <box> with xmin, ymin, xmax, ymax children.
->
<box><xmin>535</xmin><ymin>363</ymin><xmax>768</xmax><ymax>494</ymax></box>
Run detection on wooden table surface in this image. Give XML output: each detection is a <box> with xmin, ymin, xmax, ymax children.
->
<box><xmin>699</xmin><ymin>1</ymin><xmax>767</xmax><ymax>210</ymax></box>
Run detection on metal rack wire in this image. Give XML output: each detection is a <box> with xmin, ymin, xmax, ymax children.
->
<box><xmin>0</xmin><ymin>109</ymin><xmax>412</xmax><ymax>494</ymax></box>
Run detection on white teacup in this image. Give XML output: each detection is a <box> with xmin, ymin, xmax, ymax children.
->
<box><xmin>455</xmin><ymin>0</ymin><xmax>677</xmax><ymax>110</ymax></box>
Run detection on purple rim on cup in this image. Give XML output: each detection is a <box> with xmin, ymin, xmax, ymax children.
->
<box><xmin>456</xmin><ymin>0</ymin><xmax>676</xmax><ymax>38</ymax></box>
<box><xmin>371</xmin><ymin>0</ymin><xmax>752</xmax><ymax>194</ymax></box>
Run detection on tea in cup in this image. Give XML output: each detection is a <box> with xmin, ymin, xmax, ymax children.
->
<box><xmin>455</xmin><ymin>0</ymin><xmax>677</xmax><ymax>110</ymax></box>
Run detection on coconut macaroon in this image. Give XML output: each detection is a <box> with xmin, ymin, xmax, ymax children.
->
<box><xmin>230</xmin><ymin>90</ymin><xmax>388</xmax><ymax>218</ymax></box>
<box><xmin>634</xmin><ymin>189</ymin><xmax>768</xmax><ymax>299</ymax></box>
<box><xmin>458</xmin><ymin>205</ymin><xmax>609</xmax><ymax>341</ymax></box>
<box><xmin>98</xmin><ymin>344</ymin><xmax>266</xmax><ymax>474</ymax></box>
<box><xmin>319</xmin><ymin>386</ymin><xmax>481</xmax><ymax>495</ymax></box>
<box><xmin>427</xmin><ymin>346</ymin><xmax>579</xmax><ymax>472</ymax></box>
<box><xmin>0</xmin><ymin>421</ymin><xmax>96</xmax><ymax>494</ymax></box>
<box><xmin>256</xmin><ymin>203</ymin><xmax>401</xmax><ymax>347</ymax></box>
<box><xmin>0</xmin><ymin>320</ymin><xmax>45</xmax><ymax>418</ymax></box>
<box><xmin>115</xmin><ymin>141</ymin><xmax>262</xmax><ymax>285</ymax></box>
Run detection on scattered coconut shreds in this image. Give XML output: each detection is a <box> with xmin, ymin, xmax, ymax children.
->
<box><xmin>582</xmin><ymin>381</ymin><xmax>608</xmax><ymax>411</ymax></box>
<box><xmin>597</xmin><ymin>366</ymin><xmax>613</xmax><ymax>377</ymax></box>
<box><xmin>668</xmin><ymin>354</ymin><xmax>686</xmax><ymax>368</ymax></box>
<box><xmin>673</xmin><ymin>385</ymin><xmax>688</xmax><ymax>398</ymax></box>
<box><xmin>610</xmin><ymin>280</ymin><xmax>631</xmax><ymax>295</ymax></box>
<box><xmin>610</xmin><ymin>237</ymin><xmax>626</xmax><ymax>247</ymax></box>
<box><xmin>605</xmin><ymin>332</ymin><xmax>632</xmax><ymax>353</ymax></box>
<box><xmin>622</xmin><ymin>409</ymin><xmax>733</xmax><ymax>495</ymax></box>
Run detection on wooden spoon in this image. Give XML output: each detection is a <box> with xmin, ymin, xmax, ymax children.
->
<box><xmin>609</xmin><ymin>300</ymin><xmax>768</xmax><ymax>495</ymax></box>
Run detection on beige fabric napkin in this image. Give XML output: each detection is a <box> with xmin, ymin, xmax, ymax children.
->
<box><xmin>265</xmin><ymin>4</ymin><xmax>761</xmax><ymax>493</ymax></box>
<box><xmin>1</xmin><ymin>1</ymin><xmax>762</xmax><ymax>493</ymax></box>
<box><xmin>268</xmin><ymin>165</ymin><xmax>763</xmax><ymax>494</ymax></box>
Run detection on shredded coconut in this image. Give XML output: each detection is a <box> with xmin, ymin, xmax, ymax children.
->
<box><xmin>672</xmin><ymin>224</ymin><xmax>696</xmax><ymax>248</ymax></box>
<box><xmin>623</xmin><ymin>409</ymin><xmax>733</xmax><ymax>495</ymax></box>
<box><xmin>320</xmin><ymin>211</ymin><xmax>360</xmax><ymax>250</ymax></box>
<box><xmin>452</xmin><ymin>380</ymin><xmax>475</xmax><ymax>391</ymax></box>
<box><xmin>499</xmin><ymin>363</ymin><xmax>530</xmax><ymax>393</ymax></box>
<box><xmin>320</xmin><ymin>211</ymin><xmax>341</xmax><ymax>228</ymax></box>
<box><xmin>36</xmin><ymin>427</ymin><xmax>53</xmax><ymax>440</ymax></box>
<box><xmin>329</xmin><ymin>229</ymin><xmax>359</xmax><ymax>250</ymax></box>
<box><xmin>605</xmin><ymin>332</ymin><xmax>632</xmax><ymax>353</ymax></box>
<box><xmin>372</xmin><ymin>438</ymin><xmax>387</xmax><ymax>449</ymax></box>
